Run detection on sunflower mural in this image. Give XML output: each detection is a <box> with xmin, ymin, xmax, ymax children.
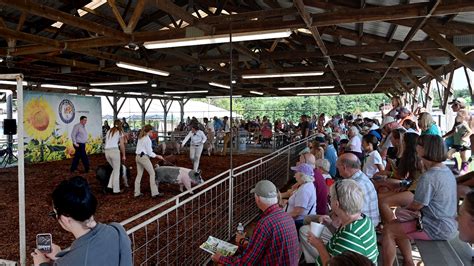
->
<box><xmin>23</xmin><ymin>92</ymin><xmax>103</xmax><ymax>163</ymax></box>
<box><xmin>24</xmin><ymin>97</ymin><xmax>56</xmax><ymax>140</ymax></box>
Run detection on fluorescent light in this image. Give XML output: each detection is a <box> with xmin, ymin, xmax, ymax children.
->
<box><xmin>278</xmin><ymin>86</ymin><xmax>335</xmax><ymax>90</ymax></box>
<box><xmin>151</xmin><ymin>84</ymin><xmax>157</xmax><ymax>88</ymax></box>
<box><xmin>250</xmin><ymin>91</ymin><xmax>264</xmax><ymax>95</ymax></box>
<box><xmin>296</xmin><ymin>92</ymin><xmax>340</xmax><ymax>96</ymax></box>
<box><xmin>144</xmin><ymin>29</ymin><xmax>292</xmax><ymax>49</ymax></box>
<box><xmin>209</xmin><ymin>82</ymin><xmax>230</xmax><ymax>89</ymax></box>
<box><xmin>126</xmin><ymin>92</ymin><xmax>144</xmax><ymax>96</ymax></box>
<box><xmin>207</xmin><ymin>95</ymin><xmax>242</xmax><ymax>99</ymax></box>
<box><xmin>90</xmin><ymin>80</ymin><xmax>148</xmax><ymax>86</ymax></box>
<box><xmin>0</xmin><ymin>58</ymin><xmax>3</xmax><ymax>62</ymax></box>
<box><xmin>242</xmin><ymin>71</ymin><xmax>324</xmax><ymax>79</ymax></box>
<box><xmin>0</xmin><ymin>80</ymin><xmax>28</xmax><ymax>86</ymax></box>
<box><xmin>116</xmin><ymin>62</ymin><xmax>170</xmax><ymax>77</ymax></box>
<box><xmin>41</xmin><ymin>84</ymin><xmax>77</xmax><ymax>90</ymax></box>
<box><xmin>164</xmin><ymin>90</ymin><xmax>208</xmax><ymax>94</ymax></box>
<box><xmin>89</xmin><ymin>88</ymin><xmax>111</xmax><ymax>93</ymax></box>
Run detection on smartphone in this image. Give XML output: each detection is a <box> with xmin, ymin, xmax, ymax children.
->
<box><xmin>36</xmin><ymin>233</ymin><xmax>52</xmax><ymax>253</ymax></box>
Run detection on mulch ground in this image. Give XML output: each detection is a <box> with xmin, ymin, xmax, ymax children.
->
<box><xmin>0</xmin><ymin>152</ymin><xmax>261</xmax><ymax>262</ymax></box>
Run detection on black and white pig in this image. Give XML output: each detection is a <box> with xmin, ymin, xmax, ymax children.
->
<box><xmin>96</xmin><ymin>163</ymin><xmax>131</xmax><ymax>194</ymax></box>
<box><xmin>154</xmin><ymin>166</ymin><xmax>204</xmax><ymax>194</ymax></box>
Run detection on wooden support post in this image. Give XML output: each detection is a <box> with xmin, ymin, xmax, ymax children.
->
<box><xmin>160</xmin><ymin>99</ymin><xmax>173</xmax><ymax>135</ymax></box>
<box><xmin>178</xmin><ymin>98</ymin><xmax>190</xmax><ymax>123</ymax></box>
<box><xmin>442</xmin><ymin>70</ymin><xmax>455</xmax><ymax>114</ymax></box>
<box><xmin>464</xmin><ymin>66</ymin><xmax>474</xmax><ymax>103</ymax></box>
<box><xmin>135</xmin><ymin>96</ymin><xmax>152</xmax><ymax>127</ymax></box>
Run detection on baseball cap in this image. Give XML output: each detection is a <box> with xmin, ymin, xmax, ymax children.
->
<box><xmin>381</xmin><ymin>116</ymin><xmax>396</xmax><ymax>128</ymax></box>
<box><xmin>250</xmin><ymin>180</ymin><xmax>278</xmax><ymax>198</ymax></box>
<box><xmin>290</xmin><ymin>163</ymin><xmax>314</xmax><ymax>177</ymax></box>
<box><xmin>298</xmin><ymin>147</ymin><xmax>311</xmax><ymax>155</ymax></box>
<box><xmin>448</xmin><ymin>98</ymin><xmax>466</xmax><ymax>108</ymax></box>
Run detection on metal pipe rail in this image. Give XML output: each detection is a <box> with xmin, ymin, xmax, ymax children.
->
<box><xmin>121</xmin><ymin>136</ymin><xmax>313</xmax><ymax>265</ymax></box>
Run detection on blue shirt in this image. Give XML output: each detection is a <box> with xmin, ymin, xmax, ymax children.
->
<box><xmin>351</xmin><ymin>170</ymin><xmax>380</xmax><ymax>226</ymax></box>
<box><xmin>325</xmin><ymin>144</ymin><xmax>338</xmax><ymax>177</ymax></box>
<box><xmin>71</xmin><ymin>123</ymin><xmax>88</xmax><ymax>144</ymax></box>
<box><xmin>421</xmin><ymin>123</ymin><xmax>441</xmax><ymax>136</ymax></box>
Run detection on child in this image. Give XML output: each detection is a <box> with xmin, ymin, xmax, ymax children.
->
<box><xmin>362</xmin><ymin>134</ymin><xmax>385</xmax><ymax>178</ymax></box>
<box><xmin>446</xmin><ymin>109</ymin><xmax>472</xmax><ymax>175</ymax></box>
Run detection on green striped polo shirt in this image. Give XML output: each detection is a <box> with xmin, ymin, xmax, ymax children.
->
<box><xmin>316</xmin><ymin>215</ymin><xmax>378</xmax><ymax>265</ymax></box>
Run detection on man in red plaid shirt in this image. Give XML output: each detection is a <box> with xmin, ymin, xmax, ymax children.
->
<box><xmin>211</xmin><ymin>180</ymin><xmax>300</xmax><ymax>265</ymax></box>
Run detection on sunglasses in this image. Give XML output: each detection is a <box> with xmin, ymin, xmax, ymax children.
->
<box><xmin>48</xmin><ymin>210</ymin><xmax>58</xmax><ymax>220</ymax></box>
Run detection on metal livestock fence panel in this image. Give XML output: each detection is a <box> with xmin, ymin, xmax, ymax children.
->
<box><xmin>121</xmin><ymin>137</ymin><xmax>313</xmax><ymax>265</ymax></box>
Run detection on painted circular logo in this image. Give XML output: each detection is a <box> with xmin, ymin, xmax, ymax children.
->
<box><xmin>58</xmin><ymin>99</ymin><xmax>75</xmax><ymax>124</ymax></box>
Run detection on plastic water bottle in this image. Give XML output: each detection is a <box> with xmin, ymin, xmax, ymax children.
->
<box><xmin>237</xmin><ymin>223</ymin><xmax>244</xmax><ymax>235</ymax></box>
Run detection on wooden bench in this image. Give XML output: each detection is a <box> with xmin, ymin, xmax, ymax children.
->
<box><xmin>415</xmin><ymin>235</ymin><xmax>472</xmax><ymax>266</ymax></box>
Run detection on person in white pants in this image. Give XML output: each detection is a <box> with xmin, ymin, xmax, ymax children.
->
<box><xmin>135</xmin><ymin>125</ymin><xmax>163</xmax><ymax>198</ymax></box>
<box><xmin>104</xmin><ymin>119</ymin><xmax>126</xmax><ymax>194</ymax></box>
<box><xmin>181</xmin><ymin>124</ymin><xmax>207</xmax><ymax>171</ymax></box>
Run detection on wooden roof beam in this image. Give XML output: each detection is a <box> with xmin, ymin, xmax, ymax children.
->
<box><xmin>294</xmin><ymin>0</ymin><xmax>346</xmax><ymax>94</ymax></box>
<box><xmin>0</xmin><ymin>0</ymin><xmax>130</xmax><ymax>42</ymax></box>
<box><xmin>154</xmin><ymin>0</ymin><xmax>214</xmax><ymax>34</ymax></box>
<box><xmin>125</xmin><ymin>0</ymin><xmax>146</xmax><ymax>33</ymax></box>
<box><xmin>405</xmin><ymin>51</ymin><xmax>449</xmax><ymax>88</ymax></box>
<box><xmin>107</xmin><ymin>0</ymin><xmax>127</xmax><ymax>32</ymax></box>
<box><xmin>305</xmin><ymin>1</ymin><xmax>474</xmax><ymax>27</ymax></box>
<box><xmin>370</xmin><ymin>1</ymin><xmax>441</xmax><ymax>93</ymax></box>
<box><xmin>423</xmin><ymin>24</ymin><xmax>474</xmax><ymax>71</ymax></box>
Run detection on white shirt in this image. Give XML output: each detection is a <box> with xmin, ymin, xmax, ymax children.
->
<box><xmin>348</xmin><ymin>135</ymin><xmax>362</xmax><ymax>153</ymax></box>
<box><xmin>369</xmin><ymin>124</ymin><xmax>379</xmax><ymax>130</ymax></box>
<box><xmin>286</xmin><ymin>182</ymin><xmax>316</xmax><ymax>221</ymax></box>
<box><xmin>104</xmin><ymin>129</ymin><xmax>122</xmax><ymax>149</ymax></box>
<box><xmin>363</xmin><ymin>150</ymin><xmax>383</xmax><ymax>178</ymax></box>
<box><xmin>182</xmin><ymin>130</ymin><xmax>207</xmax><ymax>146</ymax></box>
<box><xmin>205</xmin><ymin>122</ymin><xmax>215</xmax><ymax>133</ymax></box>
<box><xmin>223</xmin><ymin>121</ymin><xmax>230</xmax><ymax>133</ymax></box>
<box><xmin>135</xmin><ymin>135</ymin><xmax>157</xmax><ymax>158</ymax></box>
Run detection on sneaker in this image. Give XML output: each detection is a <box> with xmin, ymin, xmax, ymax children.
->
<box><xmin>134</xmin><ymin>193</ymin><xmax>143</xmax><ymax>198</ymax></box>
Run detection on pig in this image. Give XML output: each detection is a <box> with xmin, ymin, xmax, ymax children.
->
<box><xmin>154</xmin><ymin>166</ymin><xmax>204</xmax><ymax>194</ymax></box>
<box><xmin>96</xmin><ymin>163</ymin><xmax>131</xmax><ymax>194</ymax></box>
<box><xmin>156</xmin><ymin>141</ymin><xmax>181</xmax><ymax>155</ymax></box>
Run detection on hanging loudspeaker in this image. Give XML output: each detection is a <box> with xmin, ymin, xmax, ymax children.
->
<box><xmin>3</xmin><ymin>119</ymin><xmax>17</xmax><ymax>135</ymax></box>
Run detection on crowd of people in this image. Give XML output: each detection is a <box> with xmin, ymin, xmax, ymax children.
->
<box><xmin>209</xmin><ymin>96</ymin><xmax>474</xmax><ymax>265</ymax></box>
<box><xmin>40</xmin><ymin>96</ymin><xmax>474</xmax><ymax>265</ymax></box>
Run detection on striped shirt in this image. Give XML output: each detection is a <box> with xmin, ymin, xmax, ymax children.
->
<box><xmin>316</xmin><ymin>215</ymin><xmax>378</xmax><ymax>265</ymax></box>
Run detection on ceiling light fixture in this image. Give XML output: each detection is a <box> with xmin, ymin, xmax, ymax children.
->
<box><xmin>242</xmin><ymin>71</ymin><xmax>324</xmax><ymax>79</ymax></box>
<box><xmin>41</xmin><ymin>84</ymin><xmax>77</xmax><ymax>90</ymax></box>
<box><xmin>151</xmin><ymin>84</ymin><xmax>157</xmax><ymax>88</ymax></box>
<box><xmin>0</xmin><ymin>80</ymin><xmax>28</xmax><ymax>86</ymax></box>
<box><xmin>89</xmin><ymin>88</ymin><xmax>112</xmax><ymax>93</ymax></box>
<box><xmin>296</xmin><ymin>92</ymin><xmax>340</xmax><ymax>96</ymax></box>
<box><xmin>209</xmin><ymin>82</ymin><xmax>230</xmax><ymax>89</ymax></box>
<box><xmin>116</xmin><ymin>62</ymin><xmax>170</xmax><ymax>77</ymax></box>
<box><xmin>249</xmin><ymin>91</ymin><xmax>264</xmax><ymax>95</ymax></box>
<box><xmin>144</xmin><ymin>29</ymin><xmax>292</xmax><ymax>49</ymax></box>
<box><xmin>206</xmin><ymin>95</ymin><xmax>242</xmax><ymax>99</ymax></box>
<box><xmin>278</xmin><ymin>86</ymin><xmax>335</xmax><ymax>90</ymax></box>
<box><xmin>90</xmin><ymin>80</ymin><xmax>148</xmax><ymax>86</ymax></box>
<box><xmin>164</xmin><ymin>90</ymin><xmax>208</xmax><ymax>94</ymax></box>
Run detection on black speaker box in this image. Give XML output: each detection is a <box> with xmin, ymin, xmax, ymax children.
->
<box><xmin>3</xmin><ymin>119</ymin><xmax>17</xmax><ymax>135</ymax></box>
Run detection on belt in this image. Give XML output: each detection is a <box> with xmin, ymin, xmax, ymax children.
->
<box><xmin>137</xmin><ymin>152</ymin><xmax>149</xmax><ymax>157</ymax></box>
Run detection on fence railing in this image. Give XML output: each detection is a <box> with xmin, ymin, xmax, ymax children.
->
<box><xmin>120</xmin><ymin>136</ymin><xmax>311</xmax><ymax>265</ymax></box>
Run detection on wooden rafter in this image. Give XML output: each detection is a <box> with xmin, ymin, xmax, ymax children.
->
<box><xmin>294</xmin><ymin>0</ymin><xmax>346</xmax><ymax>94</ymax></box>
<box><xmin>423</xmin><ymin>24</ymin><xmax>474</xmax><ymax>70</ymax></box>
<box><xmin>370</xmin><ymin>0</ymin><xmax>442</xmax><ymax>93</ymax></box>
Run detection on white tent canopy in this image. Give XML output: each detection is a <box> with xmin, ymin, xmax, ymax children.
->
<box><xmin>101</xmin><ymin>97</ymin><xmax>242</xmax><ymax>119</ymax></box>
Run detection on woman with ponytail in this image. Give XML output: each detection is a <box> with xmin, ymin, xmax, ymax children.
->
<box><xmin>104</xmin><ymin>119</ymin><xmax>126</xmax><ymax>194</ymax></box>
<box><xmin>134</xmin><ymin>125</ymin><xmax>163</xmax><ymax>198</ymax></box>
